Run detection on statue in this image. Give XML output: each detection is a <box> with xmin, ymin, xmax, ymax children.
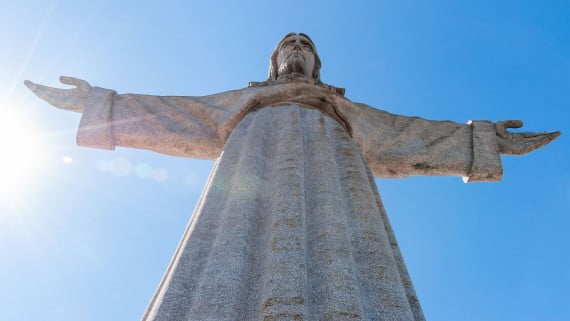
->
<box><xmin>25</xmin><ymin>33</ymin><xmax>559</xmax><ymax>321</ymax></box>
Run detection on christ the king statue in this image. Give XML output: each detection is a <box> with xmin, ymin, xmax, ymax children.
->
<box><xmin>26</xmin><ymin>33</ymin><xmax>559</xmax><ymax>321</ymax></box>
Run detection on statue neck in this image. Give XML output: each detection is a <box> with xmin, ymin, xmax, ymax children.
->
<box><xmin>248</xmin><ymin>74</ymin><xmax>345</xmax><ymax>96</ymax></box>
<box><xmin>276</xmin><ymin>72</ymin><xmax>314</xmax><ymax>82</ymax></box>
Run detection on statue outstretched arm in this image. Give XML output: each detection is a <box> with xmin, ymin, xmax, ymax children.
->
<box><xmin>345</xmin><ymin>102</ymin><xmax>559</xmax><ymax>182</ymax></box>
<box><xmin>25</xmin><ymin>76</ymin><xmax>241</xmax><ymax>160</ymax></box>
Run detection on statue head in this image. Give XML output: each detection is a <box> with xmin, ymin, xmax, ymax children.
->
<box><xmin>268</xmin><ymin>33</ymin><xmax>322</xmax><ymax>81</ymax></box>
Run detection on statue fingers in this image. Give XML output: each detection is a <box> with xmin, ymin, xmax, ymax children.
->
<box><xmin>60</xmin><ymin>76</ymin><xmax>91</xmax><ymax>92</ymax></box>
<box><xmin>504</xmin><ymin>120</ymin><xmax>523</xmax><ymax>129</ymax></box>
<box><xmin>24</xmin><ymin>80</ymin><xmax>40</xmax><ymax>94</ymax></box>
<box><xmin>24</xmin><ymin>79</ymin><xmax>84</xmax><ymax>113</ymax></box>
<box><xmin>495</xmin><ymin>120</ymin><xmax>523</xmax><ymax>137</ymax></box>
<box><xmin>522</xmin><ymin>131</ymin><xmax>561</xmax><ymax>152</ymax></box>
<box><xmin>520</xmin><ymin>131</ymin><xmax>560</xmax><ymax>139</ymax></box>
<box><xmin>502</xmin><ymin>131</ymin><xmax>561</xmax><ymax>155</ymax></box>
<box><xmin>24</xmin><ymin>80</ymin><xmax>61</xmax><ymax>104</ymax></box>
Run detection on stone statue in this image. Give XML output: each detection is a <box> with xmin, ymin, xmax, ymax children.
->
<box><xmin>25</xmin><ymin>33</ymin><xmax>559</xmax><ymax>321</ymax></box>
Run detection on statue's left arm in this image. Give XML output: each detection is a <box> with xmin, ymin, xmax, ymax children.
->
<box><xmin>345</xmin><ymin>102</ymin><xmax>560</xmax><ymax>182</ymax></box>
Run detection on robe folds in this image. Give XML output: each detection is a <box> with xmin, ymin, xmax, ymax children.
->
<box><xmin>77</xmin><ymin>81</ymin><xmax>502</xmax><ymax>321</ymax></box>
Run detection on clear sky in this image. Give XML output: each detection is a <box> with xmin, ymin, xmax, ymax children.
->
<box><xmin>1</xmin><ymin>1</ymin><xmax>568</xmax><ymax>320</ymax></box>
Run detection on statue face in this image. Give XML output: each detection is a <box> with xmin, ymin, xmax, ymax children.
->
<box><xmin>276</xmin><ymin>34</ymin><xmax>316</xmax><ymax>78</ymax></box>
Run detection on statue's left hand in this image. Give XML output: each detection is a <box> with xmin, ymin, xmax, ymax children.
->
<box><xmin>24</xmin><ymin>76</ymin><xmax>91</xmax><ymax>113</ymax></box>
<box><xmin>495</xmin><ymin>120</ymin><xmax>560</xmax><ymax>155</ymax></box>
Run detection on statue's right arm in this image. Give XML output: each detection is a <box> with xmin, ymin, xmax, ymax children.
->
<box><xmin>25</xmin><ymin>77</ymin><xmax>240</xmax><ymax>160</ymax></box>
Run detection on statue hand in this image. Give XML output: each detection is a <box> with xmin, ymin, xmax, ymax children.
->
<box><xmin>495</xmin><ymin>120</ymin><xmax>560</xmax><ymax>155</ymax></box>
<box><xmin>24</xmin><ymin>76</ymin><xmax>91</xmax><ymax>113</ymax></box>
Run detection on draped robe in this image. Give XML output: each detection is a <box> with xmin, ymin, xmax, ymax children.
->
<box><xmin>77</xmin><ymin>81</ymin><xmax>502</xmax><ymax>321</ymax></box>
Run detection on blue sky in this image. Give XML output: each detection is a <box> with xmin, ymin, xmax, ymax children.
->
<box><xmin>1</xmin><ymin>1</ymin><xmax>568</xmax><ymax>320</ymax></box>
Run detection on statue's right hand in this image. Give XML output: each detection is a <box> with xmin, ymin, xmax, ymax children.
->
<box><xmin>24</xmin><ymin>76</ymin><xmax>91</xmax><ymax>113</ymax></box>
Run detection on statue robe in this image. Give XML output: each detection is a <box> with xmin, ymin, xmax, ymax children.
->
<box><xmin>77</xmin><ymin>82</ymin><xmax>502</xmax><ymax>321</ymax></box>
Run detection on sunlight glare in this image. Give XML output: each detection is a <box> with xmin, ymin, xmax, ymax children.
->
<box><xmin>0</xmin><ymin>105</ymin><xmax>45</xmax><ymax>200</ymax></box>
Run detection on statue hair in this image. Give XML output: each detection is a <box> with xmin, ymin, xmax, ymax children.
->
<box><xmin>268</xmin><ymin>32</ymin><xmax>322</xmax><ymax>82</ymax></box>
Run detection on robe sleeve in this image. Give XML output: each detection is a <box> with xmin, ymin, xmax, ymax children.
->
<box><xmin>347</xmin><ymin>102</ymin><xmax>503</xmax><ymax>183</ymax></box>
<box><xmin>76</xmin><ymin>86</ymin><xmax>242</xmax><ymax>160</ymax></box>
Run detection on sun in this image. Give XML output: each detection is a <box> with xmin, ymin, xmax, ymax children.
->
<box><xmin>0</xmin><ymin>104</ymin><xmax>45</xmax><ymax>200</ymax></box>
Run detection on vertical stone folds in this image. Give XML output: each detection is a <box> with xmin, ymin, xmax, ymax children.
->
<box><xmin>142</xmin><ymin>105</ymin><xmax>422</xmax><ymax>321</ymax></box>
<box><xmin>257</xmin><ymin>107</ymin><xmax>308</xmax><ymax>321</ymax></box>
<box><xmin>186</xmin><ymin>107</ymin><xmax>267</xmax><ymax>320</ymax></box>
<box><xmin>301</xmin><ymin>108</ymin><xmax>364</xmax><ymax>320</ymax></box>
<box><xmin>331</xmin><ymin>118</ymin><xmax>416</xmax><ymax>321</ymax></box>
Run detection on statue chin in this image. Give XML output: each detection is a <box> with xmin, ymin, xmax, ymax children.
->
<box><xmin>278</xmin><ymin>59</ymin><xmax>308</xmax><ymax>77</ymax></box>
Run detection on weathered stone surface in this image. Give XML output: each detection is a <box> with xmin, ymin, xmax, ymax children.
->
<box><xmin>141</xmin><ymin>105</ymin><xmax>421</xmax><ymax>321</ymax></box>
